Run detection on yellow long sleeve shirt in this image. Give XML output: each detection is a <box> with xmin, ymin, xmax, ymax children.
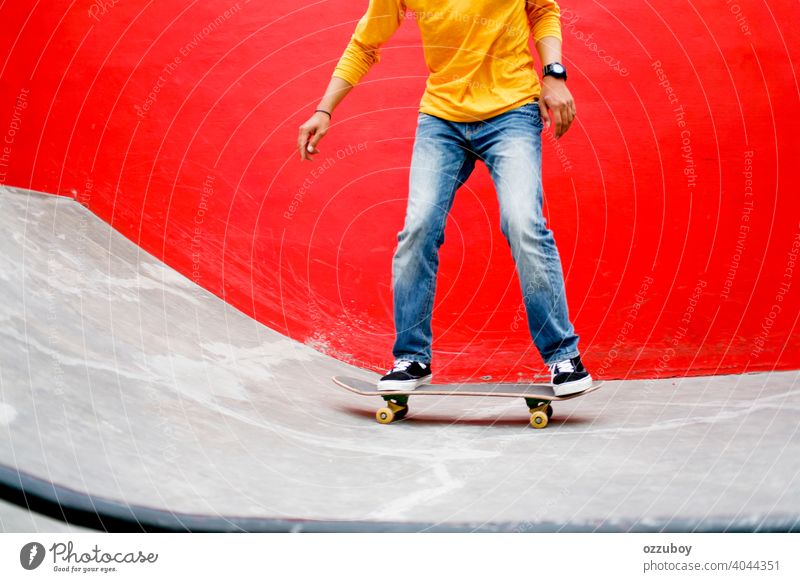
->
<box><xmin>332</xmin><ymin>0</ymin><xmax>562</xmax><ymax>122</ymax></box>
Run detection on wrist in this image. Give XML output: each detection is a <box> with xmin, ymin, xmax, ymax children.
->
<box><xmin>542</xmin><ymin>62</ymin><xmax>567</xmax><ymax>81</ymax></box>
<box><xmin>314</xmin><ymin>108</ymin><xmax>331</xmax><ymax>119</ymax></box>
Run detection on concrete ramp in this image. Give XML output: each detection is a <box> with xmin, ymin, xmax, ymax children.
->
<box><xmin>1</xmin><ymin>188</ymin><xmax>798</xmax><ymax>532</ymax></box>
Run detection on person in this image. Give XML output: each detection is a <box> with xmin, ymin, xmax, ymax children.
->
<box><xmin>297</xmin><ymin>1</ymin><xmax>592</xmax><ymax>396</ymax></box>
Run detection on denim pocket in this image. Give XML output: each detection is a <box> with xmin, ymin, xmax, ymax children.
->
<box><xmin>525</xmin><ymin>101</ymin><xmax>544</xmax><ymax>127</ymax></box>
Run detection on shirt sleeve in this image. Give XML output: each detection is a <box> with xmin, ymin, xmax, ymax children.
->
<box><xmin>525</xmin><ymin>0</ymin><xmax>563</xmax><ymax>44</ymax></box>
<box><xmin>332</xmin><ymin>0</ymin><xmax>405</xmax><ymax>86</ymax></box>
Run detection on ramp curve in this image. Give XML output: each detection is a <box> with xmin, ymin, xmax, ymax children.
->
<box><xmin>1</xmin><ymin>188</ymin><xmax>798</xmax><ymax>532</ymax></box>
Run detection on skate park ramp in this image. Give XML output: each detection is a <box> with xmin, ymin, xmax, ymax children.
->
<box><xmin>1</xmin><ymin>188</ymin><xmax>798</xmax><ymax>532</ymax></box>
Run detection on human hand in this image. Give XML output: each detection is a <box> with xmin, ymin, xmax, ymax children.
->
<box><xmin>297</xmin><ymin>111</ymin><xmax>331</xmax><ymax>161</ymax></box>
<box><xmin>539</xmin><ymin>77</ymin><xmax>576</xmax><ymax>139</ymax></box>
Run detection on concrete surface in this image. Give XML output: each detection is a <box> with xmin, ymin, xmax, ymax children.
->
<box><xmin>0</xmin><ymin>187</ymin><xmax>798</xmax><ymax>531</ymax></box>
<box><xmin>0</xmin><ymin>499</ymin><xmax>90</xmax><ymax>533</ymax></box>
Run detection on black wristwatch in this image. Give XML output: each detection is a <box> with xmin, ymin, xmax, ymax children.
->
<box><xmin>543</xmin><ymin>62</ymin><xmax>567</xmax><ymax>81</ymax></box>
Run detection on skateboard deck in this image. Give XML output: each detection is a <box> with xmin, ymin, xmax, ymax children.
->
<box><xmin>333</xmin><ymin>375</ymin><xmax>603</xmax><ymax>428</ymax></box>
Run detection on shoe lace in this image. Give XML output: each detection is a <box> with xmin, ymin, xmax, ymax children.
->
<box><xmin>549</xmin><ymin>359</ymin><xmax>575</xmax><ymax>375</ymax></box>
<box><xmin>391</xmin><ymin>359</ymin><xmax>414</xmax><ymax>372</ymax></box>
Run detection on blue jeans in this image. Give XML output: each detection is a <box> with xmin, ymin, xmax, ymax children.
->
<box><xmin>391</xmin><ymin>101</ymin><xmax>580</xmax><ymax>366</ymax></box>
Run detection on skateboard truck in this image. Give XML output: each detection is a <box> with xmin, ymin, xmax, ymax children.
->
<box><xmin>376</xmin><ymin>395</ymin><xmax>409</xmax><ymax>424</ymax></box>
<box><xmin>525</xmin><ymin>398</ymin><xmax>554</xmax><ymax>429</ymax></box>
<box><xmin>377</xmin><ymin>395</ymin><xmax>554</xmax><ymax>428</ymax></box>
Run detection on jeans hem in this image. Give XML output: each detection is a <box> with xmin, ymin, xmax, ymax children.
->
<box><xmin>543</xmin><ymin>350</ymin><xmax>580</xmax><ymax>366</ymax></box>
<box><xmin>390</xmin><ymin>355</ymin><xmax>431</xmax><ymax>365</ymax></box>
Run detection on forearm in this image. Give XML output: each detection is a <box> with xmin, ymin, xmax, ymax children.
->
<box><xmin>535</xmin><ymin>35</ymin><xmax>561</xmax><ymax>67</ymax></box>
<box><xmin>534</xmin><ymin>34</ymin><xmax>575</xmax><ymax>140</ymax></box>
<box><xmin>317</xmin><ymin>76</ymin><xmax>354</xmax><ymax>116</ymax></box>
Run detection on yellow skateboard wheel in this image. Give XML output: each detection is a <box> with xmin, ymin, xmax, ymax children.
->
<box><xmin>376</xmin><ymin>407</ymin><xmax>395</xmax><ymax>424</ymax></box>
<box><xmin>530</xmin><ymin>410</ymin><xmax>549</xmax><ymax>429</ymax></box>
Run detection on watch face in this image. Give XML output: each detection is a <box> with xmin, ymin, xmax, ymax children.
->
<box><xmin>551</xmin><ymin>63</ymin><xmax>565</xmax><ymax>74</ymax></box>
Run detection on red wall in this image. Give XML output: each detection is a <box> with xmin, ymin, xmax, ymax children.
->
<box><xmin>1</xmin><ymin>1</ymin><xmax>798</xmax><ymax>381</ymax></box>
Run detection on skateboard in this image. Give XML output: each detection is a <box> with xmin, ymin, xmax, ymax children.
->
<box><xmin>333</xmin><ymin>376</ymin><xmax>604</xmax><ymax>429</ymax></box>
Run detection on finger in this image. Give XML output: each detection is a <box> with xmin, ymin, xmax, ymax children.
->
<box><xmin>539</xmin><ymin>101</ymin><xmax>550</xmax><ymax>129</ymax></box>
<box><xmin>559</xmin><ymin>110</ymin><xmax>569</xmax><ymax>138</ymax></box>
<box><xmin>564</xmin><ymin>108</ymin><xmax>574</xmax><ymax>130</ymax></box>
<box><xmin>561</xmin><ymin>109</ymin><xmax>570</xmax><ymax>137</ymax></box>
<box><xmin>305</xmin><ymin>143</ymin><xmax>319</xmax><ymax>161</ymax></box>
<box><xmin>559</xmin><ymin>107</ymin><xmax>570</xmax><ymax>136</ymax></box>
<box><xmin>298</xmin><ymin>128</ymin><xmax>311</xmax><ymax>160</ymax></box>
<box><xmin>309</xmin><ymin>129</ymin><xmax>326</xmax><ymax>149</ymax></box>
<box><xmin>552</xmin><ymin>107</ymin><xmax>563</xmax><ymax>138</ymax></box>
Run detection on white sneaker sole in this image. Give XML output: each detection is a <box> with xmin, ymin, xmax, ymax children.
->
<box><xmin>377</xmin><ymin>374</ymin><xmax>432</xmax><ymax>392</ymax></box>
<box><xmin>552</xmin><ymin>375</ymin><xmax>593</xmax><ymax>397</ymax></box>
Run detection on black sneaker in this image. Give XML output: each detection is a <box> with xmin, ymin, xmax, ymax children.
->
<box><xmin>549</xmin><ymin>354</ymin><xmax>593</xmax><ymax>396</ymax></box>
<box><xmin>377</xmin><ymin>359</ymin><xmax>432</xmax><ymax>391</ymax></box>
